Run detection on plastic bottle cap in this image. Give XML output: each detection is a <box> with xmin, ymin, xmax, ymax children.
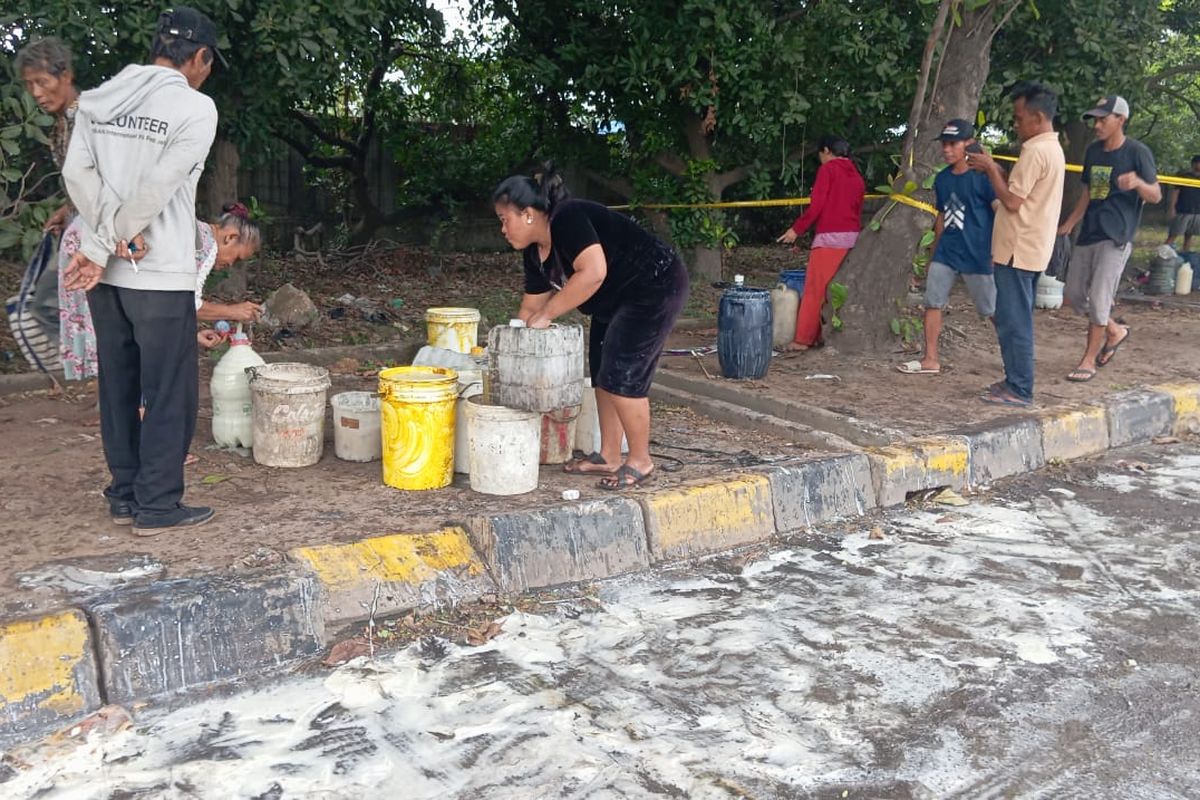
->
<box><xmin>734</xmin><ymin>274</ymin><xmax>745</xmax><ymax>286</ymax></box>
<box><xmin>470</xmin><ymin>346</ymin><xmax>485</xmax><ymax>356</ymax></box>
<box><xmin>509</xmin><ymin>319</ymin><xmax>527</xmax><ymax>327</ymax></box>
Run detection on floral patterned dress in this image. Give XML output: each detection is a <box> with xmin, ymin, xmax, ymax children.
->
<box><xmin>50</xmin><ymin>101</ymin><xmax>99</xmax><ymax>381</ymax></box>
<box><xmin>58</xmin><ymin>222</ymin><xmax>218</xmax><ymax>380</ymax></box>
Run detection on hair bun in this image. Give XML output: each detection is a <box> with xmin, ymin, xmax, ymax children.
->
<box><xmin>223</xmin><ymin>201</ymin><xmax>249</xmax><ymax>220</ymax></box>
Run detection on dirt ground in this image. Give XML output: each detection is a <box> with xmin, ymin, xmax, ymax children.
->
<box><xmin>0</xmin><ymin>364</ymin><xmax>810</xmax><ymax>617</ymax></box>
<box><xmin>663</xmin><ymin>290</ymin><xmax>1200</xmax><ymax>437</ymax></box>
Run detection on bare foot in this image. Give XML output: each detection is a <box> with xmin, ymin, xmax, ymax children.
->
<box><xmin>783</xmin><ymin>342</ymin><xmax>812</xmax><ymax>352</ymax></box>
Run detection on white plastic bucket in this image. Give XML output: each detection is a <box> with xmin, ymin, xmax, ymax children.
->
<box><xmin>464</xmin><ymin>396</ymin><xmax>540</xmax><ymax>495</ymax></box>
<box><xmin>574</xmin><ymin>378</ymin><xmax>628</xmax><ymax>455</ymax></box>
<box><xmin>454</xmin><ymin>370</ymin><xmax>484</xmax><ymax>474</ymax></box>
<box><xmin>330</xmin><ymin>391</ymin><xmax>381</xmax><ymax>462</ymax></box>
<box><xmin>248</xmin><ymin>363</ymin><xmax>332</xmax><ymax>468</ymax></box>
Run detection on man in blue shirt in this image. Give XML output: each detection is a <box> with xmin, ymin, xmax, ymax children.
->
<box><xmin>899</xmin><ymin>119</ymin><xmax>997</xmax><ymax>375</ymax></box>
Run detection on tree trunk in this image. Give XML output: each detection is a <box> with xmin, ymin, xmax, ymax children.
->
<box><xmin>689</xmin><ymin>246</ymin><xmax>723</xmax><ymax>282</ymax></box>
<box><xmin>833</xmin><ymin>3</ymin><xmax>999</xmax><ymax>354</ymax></box>
<box><xmin>201</xmin><ymin>137</ymin><xmax>241</xmax><ymax>219</ymax></box>
<box><xmin>1060</xmin><ymin>118</ymin><xmax>1090</xmax><ymax>221</ymax></box>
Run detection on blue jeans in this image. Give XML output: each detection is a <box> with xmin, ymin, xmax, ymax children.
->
<box><xmin>992</xmin><ymin>263</ymin><xmax>1039</xmax><ymax>401</ymax></box>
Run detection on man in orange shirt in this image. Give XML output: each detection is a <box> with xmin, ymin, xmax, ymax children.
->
<box><xmin>968</xmin><ymin>82</ymin><xmax>1066</xmax><ymax>406</ymax></box>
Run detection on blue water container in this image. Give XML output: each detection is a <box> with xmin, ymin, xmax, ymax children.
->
<box><xmin>779</xmin><ymin>269</ymin><xmax>807</xmax><ymax>295</ymax></box>
<box><xmin>718</xmin><ymin>287</ymin><xmax>773</xmax><ymax>379</ymax></box>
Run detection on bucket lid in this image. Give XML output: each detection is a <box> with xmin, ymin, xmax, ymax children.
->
<box><xmin>425</xmin><ymin>307</ymin><xmax>481</xmax><ymax>323</ymax></box>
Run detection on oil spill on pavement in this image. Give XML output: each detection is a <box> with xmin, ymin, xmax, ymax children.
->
<box><xmin>4</xmin><ymin>448</ymin><xmax>1200</xmax><ymax>799</ymax></box>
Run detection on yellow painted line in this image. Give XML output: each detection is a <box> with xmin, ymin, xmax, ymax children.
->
<box><xmin>642</xmin><ymin>476</ymin><xmax>773</xmax><ymax>553</ymax></box>
<box><xmin>1152</xmin><ymin>383</ymin><xmax>1200</xmax><ymax>419</ymax></box>
<box><xmin>0</xmin><ymin>610</ymin><xmax>92</xmax><ymax>714</ymax></box>
<box><xmin>869</xmin><ymin>437</ymin><xmax>968</xmax><ymax>478</ymax></box>
<box><xmin>292</xmin><ymin>527</ymin><xmax>485</xmax><ymax>591</ymax></box>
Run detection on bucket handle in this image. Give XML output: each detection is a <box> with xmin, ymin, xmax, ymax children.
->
<box><xmin>457</xmin><ymin>380</ymin><xmax>483</xmax><ymax>399</ymax></box>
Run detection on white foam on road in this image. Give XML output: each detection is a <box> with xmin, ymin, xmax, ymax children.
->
<box><xmin>6</xmin><ymin>453</ymin><xmax>1200</xmax><ymax>799</ymax></box>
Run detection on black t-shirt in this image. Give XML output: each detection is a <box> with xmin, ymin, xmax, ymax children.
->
<box><xmin>522</xmin><ymin>199</ymin><xmax>671</xmax><ymax>317</ymax></box>
<box><xmin>1176</xmin><ymin>176</ymin><xmax>1200</xmax><ymax>215</ymax></box>
<box><xmin>1077</xmin><ymin>138</ymin><xmax>1157</xmax><ymax>247</ymax></box>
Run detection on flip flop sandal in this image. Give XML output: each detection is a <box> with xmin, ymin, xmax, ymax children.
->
<box><xmin>980</xmin><ymin>380</ymin><xmax>1007</xmax><ymax>398</ymax></box>
<box><xmin>981</xmin><ymin>388</ymin><xmax>1032</xmax><ymax>407</ymax></box>
<box><xmin>1096</xmin><ymin>327</ymin><xmax>1130</xmax><ymax>368</ymax></box>
<box><xmin>897</xmin><ymin>360</ymin><xmax>941</xmax><ymax>375</ymax></box>
<box><xmin>563</xmin><ymin>452</ymin><xmax>612</xmax><ymax>474</ymax></box>
<box><xmin>598</xmin><ymin>464</ymin><xmax>655</xmax><ymax>491</ymax></box>
<box><xmin>1066</xmin><ymin>368</ymin><xmax>1096</xmax><ymax>382</ymax></box>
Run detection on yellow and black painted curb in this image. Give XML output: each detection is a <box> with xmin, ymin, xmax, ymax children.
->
<box><xmin>2</xmin><ymin>381</ymin><xmax>1197</xmax><ymax>748</ymax></box>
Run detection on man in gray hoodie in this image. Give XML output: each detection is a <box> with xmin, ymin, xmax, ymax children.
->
<box><xmin>62</xmin><ymin>7</ymin><xmax>222</xmax><ymax>533</ymax></box>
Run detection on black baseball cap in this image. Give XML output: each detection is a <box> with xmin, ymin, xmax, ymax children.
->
<box><xmin>934</xmin><ymin>119</ymin><xmax>974</xmax><ymax>142</ymax></box>
<box><xmin>158</xmin><ymin>7</ymin><xmax>227</xmax><ymax>67</ymax></box>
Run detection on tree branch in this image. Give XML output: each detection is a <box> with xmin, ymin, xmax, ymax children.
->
<box><xmin>584</xmin><ymin>169</ymin><xmax>634</xmax><ymax>199</ymax></box>
<box><xmin>656</xmin><ymin>152</ymin><xmax>687</xmax><ymax>176</ymax></box>
<box><xmin>289</xmin><ymin>110</ymin><xmax>360</xmax><ymax>157</ymax></box>
<box><xmin>900</xmin><ymin>0</ymin><xmax>952</xmax><ymax>179</ymax></box>
<box><xmin>277</xmin><ymin>131</ymin><xmax>355</xmax><ymax>169</ymax></box>
<box><xmin>1145</xmin><ymin>62</ymin><xmax>1200</xmax><ymax>89</ymax></box>
<box><xmin>711</xmin><ymin>165</ymin><xmax>750</xmax><ymax>194</ymax></box>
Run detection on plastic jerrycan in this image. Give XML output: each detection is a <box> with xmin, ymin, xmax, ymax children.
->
<box><xmin>770</xmin><ymin>283</ymin><xmax>800</xmax><ymax>347</ymax></box>
<box><xmin>1176</xmin><ymin>259</ymin><xmax>1194</xmax><ymax>295</ymax></box>
<box><xmin>211</xmin><ymin>323</ymin><xmax>266</xmax><ymax>448</ymax></box>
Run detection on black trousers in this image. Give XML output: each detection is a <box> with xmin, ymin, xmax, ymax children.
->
<box><xmin>88</xmin><ymin>284</ymin><xmax>198</xmax><ymax>520</ymax></box>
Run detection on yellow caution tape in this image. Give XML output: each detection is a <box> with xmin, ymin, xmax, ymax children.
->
<box><xmin>993</xmin><ymin>153</ymin><xmax>1200</xmax><ymax>188</ymax></box>
<box><xmin>607</xmin><ymin>153</ymin><xmax>1198</xmax><ymax>218</ymax></box>
<box><xmin>611</xmin><ymin>192</ymin><xmax>938</xmax><ymax>216</ymax></box>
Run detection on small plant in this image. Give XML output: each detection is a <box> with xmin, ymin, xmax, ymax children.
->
<box><xmin>889</xmin><ymin>315</ymin><xmax>924</xmax><ymax>344</ymax></box>
<box><xmin>828</xmin><ymin>281</ymin><xmax>849</xmax><ymax>331</ymax></box>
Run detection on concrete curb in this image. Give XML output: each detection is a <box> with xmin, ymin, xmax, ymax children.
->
<box><xmin>290</xmin><ymin>527</ymin><xmax>494</xmax><ymax>628</ymax></box>
<box><xmin>755</xmin><ymin>454</ymin><xmax>877</xmax><ymax>533</ymax></box>
<box><xmin>467</xmin><ymin>498</ymin><xmax>649</xmax><ymax>593</ymax></box>
<box><xmin>0</xmin><ymin>610</ymin><xmax>100</xmax><ymax>748</ymax></box>
<box><xmin>866</xmin><ymin>436</ymin><xmax>971</xmax><ymax>507</ymax></box>
<box><xmin>4</xmin><ymin>380</ymin><xmax>1200</xmax><ymax>746</ymax></box>
<box><xmin>956</xmin><ymin>417</ymin><xmax>1046</xmax><ymax>486</ymax></box>
<box><xmin>86</xmin><ymin>572</ymin><xmax>325</xmax><ymax>705</ymax></box>
<box><xmin>639</xmin><ymin>475</ymin><xmax>775</xmax><ymax>561</ymax></box>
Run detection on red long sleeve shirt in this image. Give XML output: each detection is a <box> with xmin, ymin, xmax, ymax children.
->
<box><xmin>790</xmin><ymin>157</ymin><xmax>866</xmax><ymax>235</ymax></box>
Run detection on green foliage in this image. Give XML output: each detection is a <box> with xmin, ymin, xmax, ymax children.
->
<box><xmin>828</xmin><ymin>281</ymin><xmax>848</xmax><ymax>331</ymax></box>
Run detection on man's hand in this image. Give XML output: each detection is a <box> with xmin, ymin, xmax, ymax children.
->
<box><xmin>966</xmin><ymin>150</ymin><xmax>998</xmax><ymax>174</ymax></box>
<box><xmin>776</xmin><ymin>229</ymin><xmax>798</xmax><ymax>245</ymax></box>
<box><xmin>63</xmin><ymin>251</ymin><xmax>105</xmax><ymax>292</ymax></box>
<box><xmin>526</xmin><ymin>311</ymin><xmax>553</xmax><ymax>329</ymax></box>
<box><xmin>43</xmin><ymin>205</ymin><xmax>71</xmax><ymax>235</ymax></box>
<box><xmin>1115</xmin><ymin>171</ymin><xmax>1143</xmax><ymax>192</ymax></box>
<box><xmin>227</xmin><ymin>301</ymin><xmax>263</xmax><ymax>323</ymax></box>
<box><xmin>115</xmin><ymin>233</ymin><xmax>150</xmax><ymax>262</ymax></box>
<box><xmin>197</xmin><ymin>329</ymin><xmax>223</xmax><ymax>349</ymax></box>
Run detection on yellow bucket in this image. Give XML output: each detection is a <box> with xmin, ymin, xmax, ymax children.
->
<box><xmin>426</xmin><ymin>307</ymin><xmax>482</xmax><ymax>354</ymax></box>
<box><xmin>378</xmin><ymin>366</ymin><xmax>458</xmax><ymax>490</ymax></box>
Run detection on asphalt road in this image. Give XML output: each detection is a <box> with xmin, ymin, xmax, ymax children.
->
<box><xmin>5</xmin><ymin>443</ymin><xmax>1200</xmax><ymax>799</ymax></box>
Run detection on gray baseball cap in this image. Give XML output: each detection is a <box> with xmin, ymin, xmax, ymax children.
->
<box><xmin>1083</xmin><ymin>95</ymin><xmax>1130</xmax><ymax>119</ymax></box>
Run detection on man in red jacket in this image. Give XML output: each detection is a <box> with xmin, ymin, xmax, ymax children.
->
<box><xmin>778</xmin><ymin>135</ymin><xmax>866</xmax><ymax>350</ymax></box>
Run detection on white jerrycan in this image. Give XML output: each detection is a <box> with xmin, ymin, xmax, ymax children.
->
<box><xmin>210</xmin><ymin>324</ymin><xmax>266</xmax><ymax>449</ymax></box>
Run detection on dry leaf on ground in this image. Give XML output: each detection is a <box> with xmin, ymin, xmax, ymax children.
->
<box><xmin>322</xmin><ymin>638</ymin><xmax>371</xmax><ymax>667</ymax></box>
<box><xmin>465</xmin><ymin>620</ymin><xmax>504</xmax><ymax>647</ymax></box>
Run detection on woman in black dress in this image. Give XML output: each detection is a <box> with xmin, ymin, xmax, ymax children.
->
<box><xmin>493</xmin><ymin>167</ymin><xmax>689</xmax><ymax>489</ymax></box>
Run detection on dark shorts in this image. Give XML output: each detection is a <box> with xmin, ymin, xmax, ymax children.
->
<box><xmin>589</xmin><ymin>253</ymin><xmax>689</xmax><ymax>398</ymax></box>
